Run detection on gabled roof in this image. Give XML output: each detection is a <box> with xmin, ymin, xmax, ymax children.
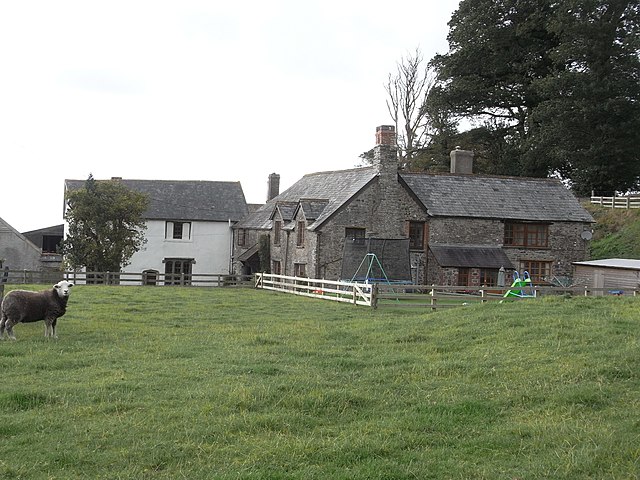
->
<box><xmin>236</xmin><ymin>167</ymin><xmax>377</xmax><ymax>230</ymax></box>
<box><xmin>0</xmin><ymin>216</ymin><xmax>41</xmax><ymax>252</ymax></box>
<box><xmin>400</xmin><ymin>173</ymin><xmax>594</xmax><ymax>223</ymax></box>
<box><xmin>65</xmin><ymin>179</ymin><xmax>248</xmax><ymax>222</ymax></box>
<box><xmin>296</xmin><ymin>199</ymin><xmax>329</xmax><ymax>221</ymax></box>
<box><xmin>270</xmin><ymin>202</ymin><xmax>298</xmax><ymax>222</ymax></box>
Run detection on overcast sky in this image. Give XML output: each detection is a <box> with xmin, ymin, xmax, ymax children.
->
<box><xmin>0</xmin><ymin>0</ymin><xmax>460</xmax><ymax>232</ymax></box>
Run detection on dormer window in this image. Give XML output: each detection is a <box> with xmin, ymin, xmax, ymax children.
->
<box><xmin>296</xmin><ymin>221</ymin><xmax>305</xmax><ymax>247</ymax></box>
<box><xmin>274</xmin><ymin>220</ymin><xmax>282</xmax><ymax>245</ymax></box>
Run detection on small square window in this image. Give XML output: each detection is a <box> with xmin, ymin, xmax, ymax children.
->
<box><xmin>345</xmin><ymin>228</ymin><xmax>366</xmax><ymax>245</ymax></box>
<box><xmin>166</xmin><ymin>221</ymin><xmax>191</xmax><ymax>240</ymax></box>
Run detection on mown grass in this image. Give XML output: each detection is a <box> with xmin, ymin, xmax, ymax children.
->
<box><xmin>0</xmin><ymin>285</ymin><xmax>638</xmax><ymax>479</ymax></box>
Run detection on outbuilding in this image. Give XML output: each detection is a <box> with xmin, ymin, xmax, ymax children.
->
<box><xmin>573</xmin><ymin>258</ymin><xmax>640</xmax><ymax>295</ymax></box>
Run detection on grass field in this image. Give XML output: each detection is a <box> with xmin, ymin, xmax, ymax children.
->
<box><xmin>0</xmin><ymin>285</ymin><xmax>638</xmax><ymax>479</ymax></box>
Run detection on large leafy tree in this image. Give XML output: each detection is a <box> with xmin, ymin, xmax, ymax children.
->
<box><xmin>431</xmin><ymin>0</ymin><xmax>640</xmax><ymax>194</ymax></box>
<box><xmin>531</xmin><ymin>0</ymin><xmax>640</xmax><ymax>195</ymax></box>
<box><xmin>63</xmin><ymin>175</ymin><xmax>149</xmax><ymax>272</ymax></box>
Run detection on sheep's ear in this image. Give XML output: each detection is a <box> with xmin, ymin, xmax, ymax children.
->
<box><xmin>54</xmin><ymin>284</ymin><xmax>60</xmax><ymax>289</ymax></box>
<box><xmin>69</xmin><ymin>283</ymin><xmax>74</xmax><ymax>288</ymax></box>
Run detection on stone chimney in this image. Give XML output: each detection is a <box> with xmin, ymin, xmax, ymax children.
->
<box><xmin>450</xmin><ymin>147</ymin><xmax>474</xmax><ymax>174</ymax></box>
<box><xmin>267</xmin><ymin>173</ymin><xmax>280</xmax><ymax>201</ymax></box>
<box><xmin>372</xmin><ymin>125</ymin><xmax>398</xmax><ymax>175</ymax></box>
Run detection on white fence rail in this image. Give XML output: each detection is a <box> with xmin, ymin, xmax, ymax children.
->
<box><xmin>590</xmin><ymin>195</ymin><xmax>640</xmax><ymax>209</ymax></box>
<box><xmin>254</xmin><ymin>273</ymin><xmax>374</xmax><ymax>306</ymax></box>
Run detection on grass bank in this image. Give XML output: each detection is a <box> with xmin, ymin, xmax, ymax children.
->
<box><xmin>0</xmin><ymin>286</ymin><xmax>638</xmax><ymax>479</ymax></box>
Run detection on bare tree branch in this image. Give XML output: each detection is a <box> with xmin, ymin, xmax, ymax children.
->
<box><xmin>384</xmin><ymin>48</ymin><xmax>437</xmax><ymax>167</ymax></box>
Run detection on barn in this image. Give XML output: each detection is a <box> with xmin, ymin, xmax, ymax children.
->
<box><xmin>573</xmin><ymin>259</ymin><xmax>640</xmax><ymax>295</ymax></box>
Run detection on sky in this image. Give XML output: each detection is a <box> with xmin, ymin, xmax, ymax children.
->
<box><xmin>0</xmin><ymin>0</ymin><xmax>460</xmax><ymax>233</ymax></box>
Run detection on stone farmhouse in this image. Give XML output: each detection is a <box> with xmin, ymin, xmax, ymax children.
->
<box><xmin>232</xmin><ymin>126</ymin><xmax>594</xmax><ymax>287</ymax></box>
<box><xmin>64</xmin><ymin>179</ymin><xmax>248</xmax><ymax>284</ymax></box>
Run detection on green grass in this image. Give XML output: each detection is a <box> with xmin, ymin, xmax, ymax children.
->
<box><xmin>1</xmin><ymin>286</ymin><xmax>639</xmax><ymax>479</ymax></box>
<box><xmin>586</xmin><ymin>203</ymin><xmax>640</xmax><ymax>259</ymax></box>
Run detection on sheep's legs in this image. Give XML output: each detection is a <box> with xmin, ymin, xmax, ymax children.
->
<box><xmin>44</xmin><ymin>319</ymin><xmax>57</xmax><ymax>339</ymax></box>
<box><xmin>2</xmin><ymin>318</ymin><xmax>16</xmax><ymax>340</ymax></box>
<box><xmin>0</xmin><ymin>314</ymin><xmax>5</xmax><ymax>339</ymax></box>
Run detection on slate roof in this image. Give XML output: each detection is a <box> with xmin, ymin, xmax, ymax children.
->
<box><xmin>297</xmin><ymin>199</ymin><xmax>330</xmax><ymax>221</ymax></box>
<box><xmin>430</xmin><ymin>244</ymin><xmax>514</xmax><ymax>269</ymax></box>
<box><xmin>400</xmin><ymin>173</ymin><xmax>594</xmax><ymax>222</ymax></box>
<box><xmin>65</xmin><ymin>179</ymin><xmax>248</xmax><ymax>222</ymax></box>
<box><xmin>271</xmin><ymin>202</ymin><xmax>298</xmax><ymax>222</ymax></box>
<box><xmin>236</xmin><ymin>167</ymin><xmax>377</xmax><ymax>230</ymax></box>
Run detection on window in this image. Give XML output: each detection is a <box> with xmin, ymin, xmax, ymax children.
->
<box><xmin>458</xmin><ymin>268</ymin><xmax>470</xmax><ymax>286</ymax></box>
<box><xmin>296</xmin><ymin>221</ymin><xmax>305</xmax><ymax>247</ymax></box>
<box><xmin>272</xmin><ymin>260</ymin><xmax>281</xmax><ymax>275</ymax></box>
<box><xmin>274</xmin><ymin>221</ymin><xmax>282</xmax><ymax>245</ymax></box>
<box><xmin>520</xmin><ymin>260</ymin><xmax>551</xmax><ymax>284</ymax></box>
<box><xmin>345</xmin><ymin>228</ymin><xmax>366</xmax><ymax>245</ymax></box>
<box><xmin>504</xmin><ymin>222</ymin><xmax>548</xmax><ymax>248</ymax></box>
<box><xmin>142</xmin><ymin>269</ymin><xmax>159</xmax><ymax>286</ymax></box>
<box><xmin>409</xmin><ymin>222</ymin><xmax>426</xmax><ymax>250</ymax></box>
<box><xmin>479</xmin><ymin>269</ymin><xmax>498</xmax><ymax>287</ymax></box>
<box><xmin>164</xmin><ymin>258</ymin><xmax>193</xmax><ymax>285</ymax></box>
<box><xmin>294</xmin><ymin>263</ymin><xmax>306</xmax><ymax>277</ymax></box>
<box><xmin>166</xmin><ymin>221</ymin><xmax>191</xmax><ymax>240</ymax></box>
<box><xmin>42</xmin><ymin>235</ymin><xmax>62</xmax><ymax>253</ymax></box>
<box><xmin>237</xmin><ymin>228</ymin><xmax>246</xmax><ymax>246</ymax></box>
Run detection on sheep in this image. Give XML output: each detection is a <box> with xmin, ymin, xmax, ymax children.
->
<box><xmin>0</xmin><ymin>280</ymin><xmax>74</xmax><ymax>340</ymax></box>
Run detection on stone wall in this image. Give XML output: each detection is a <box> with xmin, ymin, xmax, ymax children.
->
<box><xmin>426</xmin><ymin>217</ymin><xmax>591</xmax><ymax>284</ymax></box>
<box><xmin>314</xmin><ymin>175</ymin><xmax>427</xmax><ymax>280</ymax></box>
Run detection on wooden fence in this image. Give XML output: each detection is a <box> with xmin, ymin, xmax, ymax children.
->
<box><xmin>255</xmin><ymin>273</ymin><xmax>373</xmax><ymax>306</ymax></box>
<box><xmin>373</xmin><ymin>284</ymin><xmax>638</xmax><ymax>310</ymax></box>
<box><xmin>590</xmin><ymin>195</ymin><xmax>640</xmax><ymax>209</ymax></box>
<box><xmin>0</xmin><ymin>269</ymin><xmax>254</xmax><ymax>288</ymax></box>
<box><xmin>3</xmin><ymin>271</ymin><xmax>637</xmax><ymax>309</ymax></box>
<box><xmin>254</xmin><ymin>274</ymin><xmax>639</xmax><ymax>310</ymax></box>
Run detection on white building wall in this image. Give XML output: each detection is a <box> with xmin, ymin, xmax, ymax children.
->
<box><xmin>125</xmin><ymin>219</ymin><xmax>232</xmax><ymax>283</ymax></box>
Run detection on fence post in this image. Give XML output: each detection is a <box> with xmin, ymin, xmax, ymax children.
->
<box><xmin>371</xmin><ymin>284</ymin><xmax>378</xmax><ymax>309</ymax></box>
<box><xmin>480</xmin><ymin>288</ymin><xmax>486</xmax><ymax>304</ymax></box>
<box><xmin>584</xmin><ymin>286</ymin><xmax>589</xmax><ymax>297</ymax></box>
<box><xmin>430</xmin><ymin>285</ymin><xmax>437</xmax><ymax>311</ymax></box>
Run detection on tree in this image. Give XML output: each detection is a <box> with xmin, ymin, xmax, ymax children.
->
<box><xmin>384</xmin><ymin>48</ymin><xmax>456</xmax><ymax>170</ymax></box>
<box><xmin>258</xmin><ymin>234</ymin><xmax>271</xmax><ymax>273</ymax></box>
<box><xmin>63</xmin><ymin>175</ymin><xmax>149</xmax><ymax>272</ymax></box>
<box><xmin>431</xmin><ymin>0</ymin><xmax>640</xmax><ymax>193</ymax></box>
<box><xmin>531</xmin><ymin>0</ymin><xmax>640</xmax><ymax>195</ymax></box>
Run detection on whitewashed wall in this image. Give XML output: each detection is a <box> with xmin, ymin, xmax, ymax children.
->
<box><xmin>125</xmin><ymin>219</ymin><xmax>233</xmax><ymax>283</ymax></box>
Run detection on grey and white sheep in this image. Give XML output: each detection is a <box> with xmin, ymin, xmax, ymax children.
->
<box><xmin>0</xmin><ymin>280</ymin><xmax>74</xmax><ymax>340</ymax></box>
